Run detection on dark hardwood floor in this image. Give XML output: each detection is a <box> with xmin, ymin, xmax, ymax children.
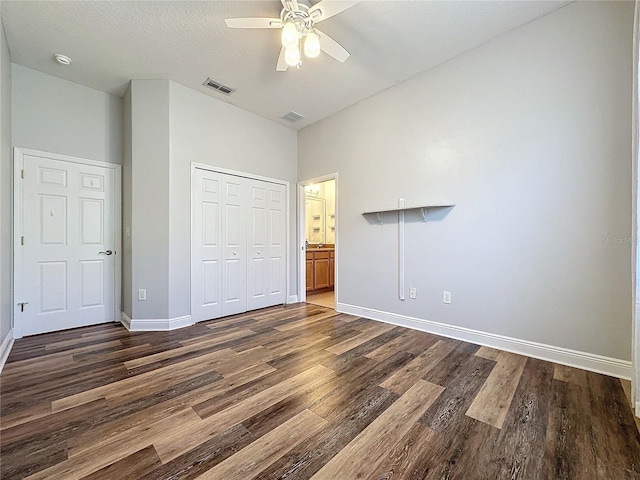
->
<box><xmin>1</xmin><ymin>303</ymin><xmax>639</xmax><ymax>479</ymax></box>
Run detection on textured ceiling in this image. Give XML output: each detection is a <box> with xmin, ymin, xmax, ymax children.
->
<box><xmin>1</xmin><ymin>1</ymin><xmax>571</xmax><ymax>130</ymax></box>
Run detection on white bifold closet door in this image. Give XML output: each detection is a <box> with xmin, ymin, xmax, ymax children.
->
<box><xmin>192</xmin><ymin>168</ymin><xmax>286</xmax><ymax>322</ymax></box>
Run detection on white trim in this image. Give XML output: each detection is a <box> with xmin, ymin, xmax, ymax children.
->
<box><xmin>191</xmin><ymin>163</ymin><xmax>288</xmax><ymax>187</ymax></box>
<box><xmin>121</xmin><ymin>312</ymin><xmax>193</xmax><ymax>331</ymax></box>
<box><xmin>120</xmin><ymin>312</ymin><xmax>132</xmax><ymax>330</ymax></box>
<box><xmin>337</xmin><ymin>302</ymin><xmax>632</xmax><ymax>380</ymax></box>
<box><xmin>298</xmin><ymin>173</ymin><xmax>338</xmax><ymax>307</ymax></box>
<box><xmin>287</xmin><ymin>295</ymin><xmax>299</xmax><ymax>304</ymax></box>
<box><xmin>0</xmin><ymin>329</ymin><xmax>15</xmax><ymax>373</ymax></box>
<box><xmin>13</xmin><ymin>148</ymin><xmax>122</xmax><ymax>339</ymax></box>
<box><xmin>632</xmin><ymin>0</ymin><xmax>640</xmax><ymax>416</ymax></box>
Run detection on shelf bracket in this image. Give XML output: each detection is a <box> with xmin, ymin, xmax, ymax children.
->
<box><xmin>376</xmin><ymin>212</ymin><xmax>383</xmax><ymax>225</ymax></box>
<box><xmin>420</xmin><ymin>207</ymin><xmax>428</xmax><ymax>222</ymax></box>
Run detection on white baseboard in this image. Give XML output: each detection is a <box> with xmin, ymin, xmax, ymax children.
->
<box><xmin>287</xmin><ymin>295</ymin><xmax>300</xmax><ymax>304</ymax></box>
<box><xmin>337</xmin><ymin>302</ymin><xmax>632</xmax><ymax>380</ymax></box>
<box><xmin>0</xmin><ymin>329</ymin><xmax>15</xmax><ymax>374</ymax></box>
<box><xmin>120</xmin><ymin>312</ymin><xmax>132</xmax><ymax>330</ymax></box>
<box><xmin>120</xmin><ymin>312</ymin><xmax>193</xmax><ymax>331</ymax></box>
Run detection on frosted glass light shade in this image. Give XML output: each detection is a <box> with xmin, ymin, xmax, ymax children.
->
<box><xmin>285</xmin><ymin>46</ymin><xmax>301</xmax><ymax>66</ymax></box>
<box><xmin>304</xmin><ymin>30</ymin><xmax>320</xmax><ymax>58</ymax></box>
<box><xmin>281</xmin><ymin>22</ymin><xmax>299</xmax><ymax>49</ymax></box>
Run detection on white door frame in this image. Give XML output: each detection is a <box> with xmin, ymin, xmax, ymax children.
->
<box><xmin>13</xmin><ymin>148</ymin><xmax>122</xmax><ymax>339</ymax></box>
<box><xmin>298</xmin><ymin>173</ymin><xmax>338</xmax><ymax>305</ymax></box>
<box><xmin>190</xmin><ymin>162</ymin><xmax>291</xmax><ymax>319</ymax></box>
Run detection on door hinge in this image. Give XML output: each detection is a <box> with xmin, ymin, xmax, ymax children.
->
<box><xmin>21</xmin><ymin>169</ymin><xmax>24</xmax><ymax>179</ymax></box>
<box><xmin>21</xmin><ymin>236</ymin><xmax>24</xmax><ymax>246</ymax></box>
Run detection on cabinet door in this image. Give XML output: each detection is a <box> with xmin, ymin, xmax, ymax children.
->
<box><xmin>314</xmin><ymin>258</ymin><xmax>330</xmax><ymax>289</ymax></box>
<box><xmin>306</xmin><ymin>258</ymin><xmax>314</xmax><ymax>291</ymax></box>
<box><xmin>329</xmin><ymin>258</ymin><xmax>335</xmax><ymax>288</ymax></box>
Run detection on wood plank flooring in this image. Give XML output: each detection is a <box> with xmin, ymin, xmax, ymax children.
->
<box><xmin>2</xmin><ymin>304</ymin><xmax>640</xmax><ymax>479</ymax></box>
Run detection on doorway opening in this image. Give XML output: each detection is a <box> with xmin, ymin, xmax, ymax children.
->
<box><xmin>298</xmin><ymin>174</ymin><xmax>337</xmax><ymax>309</ymax></box>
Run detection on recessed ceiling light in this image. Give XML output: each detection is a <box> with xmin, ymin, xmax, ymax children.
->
<box><xmin>53</xmin><ymin>54</ymin><xmax>72</xmax><ymax>66</ymax></box>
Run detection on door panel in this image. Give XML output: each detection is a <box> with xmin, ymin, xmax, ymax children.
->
<box><xmin>80</xmin><ymin>260</ymin><xmax>104</xmax><ymax>308</ymax></box>
<box><xmin>267</xmin><ymin>184</ymin><xmax>286</xmax><ymax>305</ymax></box>
<box><xmin>21</xmin><ymin>154</ymin><xmax>115</xmax><ymax>336</ymax></box>
<box><xmin>192</xmin><ymin>170</ymin><xmax>222</xmax><ymax>322</ymax></box>
<box><xmin>79</xmin><ymin>198</ymin><xmax>104</xmax><ymax>244</ymax></box>
<box><xmin>221</xmin><ymin>176</ymin><xmax>246</xmax><ymax>316</ymax></box>
<box><xmin>247</xmin><ymin>181</ymin><xmax>269</xmax><ymax>310</ymax></box>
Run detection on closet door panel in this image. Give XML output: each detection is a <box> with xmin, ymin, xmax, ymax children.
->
<box><xmin>247</xmin><ymin>181</ymin><xmax>269</xmax><ymax>310</ymax></box>
<box><xmin>267</xmin><ymin>183</ymin><xmax>286</xmax><ymax>305</ymax></box>
<box><xmin>221</xmin><ymin>176</ymin><xmax>247</xmax><ymax>316</ymax></box>
<box><xmin>191</xmin><ymin>169</ymin><xmax>222</xmax><ymax>322</ymax></box>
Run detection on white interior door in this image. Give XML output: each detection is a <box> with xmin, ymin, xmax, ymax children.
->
<box><xmin>18</xmin><ymin>153</ymin><xmax>116</xmax><ymax>336</ymax></box>
<box><xmin>192</xmin><ymin>168</ymin><xmax>222</xmax><ymax>322</ymax></box>
<box><xmin>221</xmin><ymin>175</ymin><xmax>247</xmax><ymax>317</ymax></box>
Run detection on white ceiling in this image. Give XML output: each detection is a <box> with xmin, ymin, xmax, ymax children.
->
<box><xmin>1</xmin><ymin>1</ymin><xmax>571</xmax><ymax>130</ymax></box>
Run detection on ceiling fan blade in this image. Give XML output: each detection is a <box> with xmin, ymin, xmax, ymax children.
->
<box><xmin>309</xmin><ymin>0</ymin><xmax>359</xmax><ymax>22</ymax></box>
<box><xmin>276</xmin><ymin>47</ymin><xmax>289</xmax><ymax>71</ymax></box>
<box><xmin>317</xmin><ymin>30</ymin><xmax>350</xmax><ymax>63</ymax></box>
<box><xmin>225</xmin><ymin>17</ymin><xmax>283</xmax><ymax>29</ymax></box>
<box><xmin>281</xmin><ymin>0</ymin><xmax>299</xmax><ymax>12</ymax></box>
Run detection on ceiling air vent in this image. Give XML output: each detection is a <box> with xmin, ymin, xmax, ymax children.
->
<box><xmin>203</xmin><ymin>78</ymin><xmax>235</xmax><ymax>96</ymax></box>
<box><xmin>280</xmin><ymin>111</ymin><xmax>305</xmax><ymax>123</ymax></box>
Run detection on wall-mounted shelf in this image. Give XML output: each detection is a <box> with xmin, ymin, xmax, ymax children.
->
<box><xmin>362</xmin><ymin>199</ymin><xmax>454</xmax><ymax>302</ymax></box>
<box><xmin>363</xmin><ymin>203</ymin><xmax>455</xmax><ymax>225</ymax></box>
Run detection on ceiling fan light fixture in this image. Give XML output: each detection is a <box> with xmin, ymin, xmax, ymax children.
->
<box><xmin>281</xmin><ymin>21</ymin><xmax>299</xmax><ymax>49</ymax></box>
<box><xmin>304</xmin><ymin>30</ymin><xmax>320</xmax><ymax>58</ymax></box>
<box><xmin>285</xmin><ymin>45</ymin><xmax>301</xmax><ymax>67</ymax></box>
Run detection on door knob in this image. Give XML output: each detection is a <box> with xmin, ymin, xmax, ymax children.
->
<box><xmin>257</xmin><ymin>251</ymin><xmax>261</xmax><ymax>255</ymax></box>
<box><xmin>233</xmin><ymin>251</ymin><xmax>237</xmax><ymax>256</ymax></box>
<box><xmin>99</xmin><ymin>250</ymin><xmax>113</xmax><ymax>256</ymax></box>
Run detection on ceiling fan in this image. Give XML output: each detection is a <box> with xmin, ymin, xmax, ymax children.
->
<box><xmin>225</xmin><ymin>0</ymin><xmax>359</xmax><ymax>71</ymax></box>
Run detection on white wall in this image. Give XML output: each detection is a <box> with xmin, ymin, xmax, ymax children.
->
<box><xmin>128</xmin><ymin>80</ymin><xmax>170</xmax><ymax>320</ymax></box>
<box><xmin>169</xmin><ymin>81</ymin><xmax>298</xmax><ymax>317</ymax></box>
<box><xmin>0</xmin><ymin>19</ymin><xmax>12</xmax><ymax>354</ymax></box>
<box><xmin>12</xmin><ymin>65</ymin><xmax>122</xmax><ymax>165</ymax></box>
<box><xmin>298</xmin><ymin>1</ymin><xmax>633</xmax><ymax>362</ymax></box>
<box><xmin>124</xmin><ymin>80</ymin><xmax>297</xmax><ymax>323</ymax></box>
<box><xmin>122</xmin><ymin>85</ymin><xmax>133</xmax><ymax>317</ymax></box>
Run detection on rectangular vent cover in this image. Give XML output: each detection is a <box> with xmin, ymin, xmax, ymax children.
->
<box><xmin>203</xmin><ymin>78</ymin><xmax>235</xmax><ymax>95</ymax></box>
<box><xmin>280</xmin><ymin>111</ymin><xmax>305</xmax><ymax>123</ymax></box>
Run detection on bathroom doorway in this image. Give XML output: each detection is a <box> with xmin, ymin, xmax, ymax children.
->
<box><xmin>298</xmin><ymin>174</ymin><xmax>337</xmax><ymax>310</ymax></box>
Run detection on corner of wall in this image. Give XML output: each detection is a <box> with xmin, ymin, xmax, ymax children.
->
<box><xmin>0</xmin><ymin>328</ymin><xmax>14</xmax><ymax>373</ymax></box>
<box><xmin>0</xmin><ymin>15</ymin><xmax>14</xmax><ymax>362</ymax></box>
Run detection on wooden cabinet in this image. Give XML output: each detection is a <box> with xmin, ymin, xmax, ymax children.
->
<box><xmin>306</xmin><ymin>249</ymin><xmax>334</xmax><ymax>293</ymax></box>
<box><xmin>306</xmin><ymin>255</ymin><xmax>314</xmax><ymax>292</ymax></box>
<box><xmin>329</xmin><ymin>250</ymin><xmax>335</xmax><ymax>287</ymax></box>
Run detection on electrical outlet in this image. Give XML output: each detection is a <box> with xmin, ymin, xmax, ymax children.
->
<box><xmin>409</xmin><ymin>287</ymin><xmax>417</xmax><ymax>299</ymax></box>
<box><xmin>443</xmin><ymin>291</ymin><xmax>451</xmax><ymax>304</ymax></box>
<box><xmin>138</xmin><ymin>289</ymin><xmax>147</xmax><ymax>301</ymax></box>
